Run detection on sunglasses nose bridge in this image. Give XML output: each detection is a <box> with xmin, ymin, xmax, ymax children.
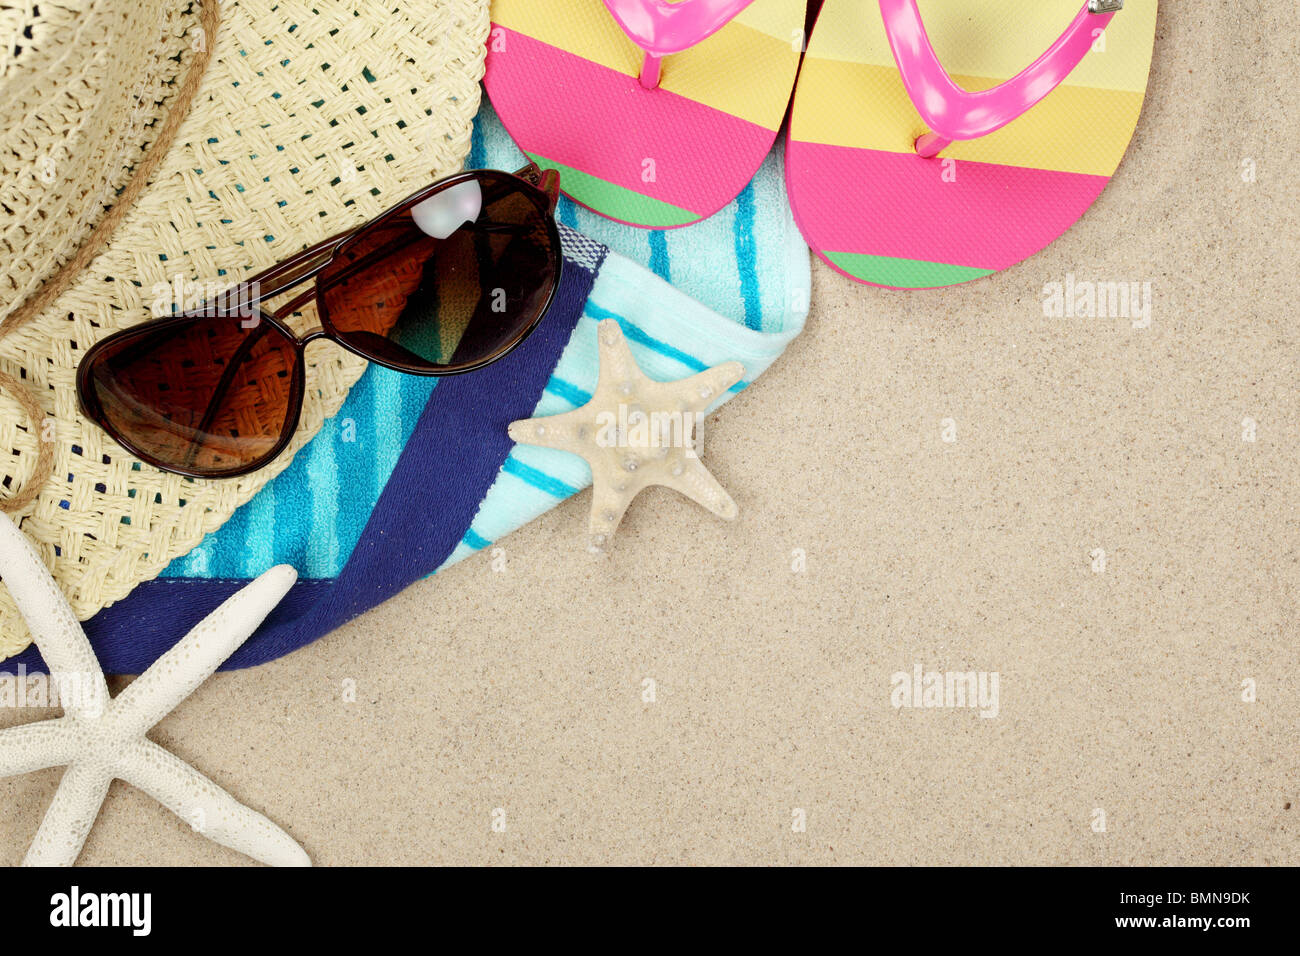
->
<box><xmin>298</xmin><ymin>326</ymin><xmax>330</xmax><ymax>347</ymax></box>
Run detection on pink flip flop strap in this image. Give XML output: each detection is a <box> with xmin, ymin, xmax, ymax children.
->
<box><xmin>603</xmin><ymin>0</ymin><xmax>757</xmax><ymax>56</ymax></box>
<box><xmin>879</xmin><ymin>0</ymin><xmax>1119</xmax><ymax>145</ymax></box>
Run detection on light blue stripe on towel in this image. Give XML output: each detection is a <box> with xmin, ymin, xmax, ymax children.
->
<box><xmin>334</xmin><ymin>380</ymin><xmax>372</xmax><ymax>568</ymax></box>
<box><xmin>177</xmin><ymin>541</ymin><xmax>209</xmax><ymax>577</ymax></box>
<box><xmin>243</xmin><ymin>490</ymin><xmax>275</xmax><ymax>576</ymax></box>
<box><xmin>373</xmin><ymin>367</ymin><xmax>403</xmax><ymax>504</ymax></box>
<box><xmin>306</xmin><ymin>421</ymin><xmax>341</xmax><ymax>577</ymax></box>
<box><xmin>212</xmin><ymin>507</ymin><xmax>246</xmax><ymax>578</ymax></box>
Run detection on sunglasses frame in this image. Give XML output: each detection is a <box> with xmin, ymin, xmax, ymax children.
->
<box><xmin>77</xmin><ymin>164</ymin><xmax>563</xmax><ymax>479</ymax></box>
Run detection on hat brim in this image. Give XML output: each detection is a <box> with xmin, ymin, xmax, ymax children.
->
<box><xmin>0</xmin><ymin>0</ymin><xmax>489</xmax><ymax>658</ymax></box>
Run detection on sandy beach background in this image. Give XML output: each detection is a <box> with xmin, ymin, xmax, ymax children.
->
<box><xmin>2</xmin><ymin>0</ymin><xmax>1297</xmax><ymax>865</ymax></box>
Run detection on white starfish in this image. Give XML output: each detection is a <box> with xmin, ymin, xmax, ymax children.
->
<box><xmin>509</xmin><ymin>318</ymin><xmax>746</xmax><ymax>553</ymax></box>
<box><xmin>0</xmin><ymin>511</ymin><xmax>309</xmax><ymax>866</ymax></box>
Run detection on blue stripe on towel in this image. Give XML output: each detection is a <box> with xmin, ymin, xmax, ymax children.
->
<box><xmin>648</xmin><ymin>232</ymin><xmax>671</xmax><ymax>282</ymax></box>
<box><xmin>583</xmin><ymin>301</ymin><xmax>747</xmax><ymax>392</ymax></box>
<box><xmin>215</xmin><ymin>506</ymin><xmax>248</xmax><ymax>578</ymax></box>
<box><xmin>733</xmin><ymin>182</ymin><xmax>762</xmax><ymax>331</ymax></box>
<box><xmin>462</xmin><ymin>528</ymin><xmax>491</xmax><ymax>550</ymax></box>
<box><xmin>559</xmin><ymin>201</ymin><xmax>580</xmax><ymax>231</ymax></box>
<box><xmin>467</xmin><ymin>123</ymin><xmax>487</xmax><ymax>170</ymax></box>
<box><xmin>502</xmin><ymin>456</ymin><xmax>579</xmax><ymax>499</ymax></box>
<box><xmin>582</xmin><ymin>302</ymin><xmax>701</xmax><ymax>370</ymax></box>
<box><xmin>544</xmin><ymin>376</ymin><xmax>591</xmax><ymax>407</ymax></box>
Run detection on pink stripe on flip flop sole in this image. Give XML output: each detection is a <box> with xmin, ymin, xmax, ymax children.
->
<box><xmin>486</xmin><ymin>26</ymin><xmax>776</xmax><ymax>218</ymax></box>
<box><xmin>786</xmin><ymin>140</ymin><xmax>1110</xmax><ymax>271</ymax></box>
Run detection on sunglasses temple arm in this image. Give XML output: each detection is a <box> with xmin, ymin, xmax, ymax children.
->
<box><xmin>235</xmin><ymin>168</ymin><xmax>558</xmax><ymax>313</ymax></box>
<box><xmin>269</xmin><ymin>213</ymin><xmax>532</xmax><ymax>322</ymax></box>
<box><xmin>268</xmin><ymin>218</ymin><xmax>543</xmax><ymax>323</ymax></box>
<box><xmin>511</xmin><ymin>162</ymin><xmax>542</xmax><ymax>184</ymax></box>
<box><xmin>539</xmin><ymin>170</ymin><xmax>560</xmax><ymax>213</ymax></box>
<box><xmin>510</xmin><ymin>163</ymin><xmax>561</xmax><ymax>212</ymax></box>
<box><xmin>264</xmin><ymin>172</ymin><xmax>562</xmax><ymax>321</ymax></box>
<box><xmin>240</xmin><ymin>228</ymin><xmax>352</xmax><ymax>303</ymax></box>
<box><xmin>267</xmin><ymin>232</ymin><xmax>420</xmax><ymax>321</ymax></box>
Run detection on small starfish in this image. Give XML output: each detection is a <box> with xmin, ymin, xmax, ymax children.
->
<box><xmin>509</xmin><ymin>319</ymin><xmax>745</xmax><ymax>553</ymax></box>
<box><xmin>0</xmin><ymin>511</ymin><xmax>308</xmax><ymax>867</ymax></box>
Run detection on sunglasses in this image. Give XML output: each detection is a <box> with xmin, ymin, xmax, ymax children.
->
<box><xmin>77</xmin><ymin>164</ymin><xmax>562</xmax><ymax>479</ymax></box>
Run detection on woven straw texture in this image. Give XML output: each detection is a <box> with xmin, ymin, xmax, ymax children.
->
<box><xmin>0</xmin><ymin>0</ymin><xmax>489</xmax><ymax>658</ymax></box>
<box><xmin>0</xmin><ymin>1</ymin><xmax>198</xmax><ymax>328</ymax></box>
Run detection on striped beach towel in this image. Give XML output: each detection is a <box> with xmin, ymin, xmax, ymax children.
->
<box><xmin>5</xmin><ymin>110</ymin><xmax>809</xmax><ymax>674</ymax></box>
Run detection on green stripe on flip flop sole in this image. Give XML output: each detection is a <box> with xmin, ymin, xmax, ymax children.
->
<box><xmin>824</xmin><ymin>251</ymin><xmax>996</xmax><ymax>290</ymax></box>
<box><xmin>525</xmin><ymin>152</ymin><xmax>700</xmax><ymax>229</ymax></box>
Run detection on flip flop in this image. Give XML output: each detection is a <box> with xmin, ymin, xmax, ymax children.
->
<box><xmin>485</xmin><ymin>0</ymin><xmax>805</xmax><ymax>229</ymax></box>
<box><xmin>786</xmin><ymin>0</ymin><xmax>1158</xmax><ymax>289</ymax></box>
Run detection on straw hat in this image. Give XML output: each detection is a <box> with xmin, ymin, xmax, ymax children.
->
<box><xmin>0</xmin><ymin>0</ymin><xmax>488</xmax><ymax>657</ymax></box>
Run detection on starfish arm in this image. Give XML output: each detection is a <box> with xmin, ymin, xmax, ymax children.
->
<box><xmin>0</xmin><ymin>514</ymin><xmax>108</xmax><ymax>720</ymax></box>
<box><xmin>507</xmin><ymin>407</ymin><xmax>597</xmax><ymax>453</ymax></box>
<box><xmin>0</xmin><ymin>719</ymin><xmax>76</xmax><ymax>776</ymax></box>
<box><xmin>593</xmin><ymin>319</ymin><xmax>644</xmax><ymax>388</ymax></box>
<box><xmin>679</xmin><ymin>361</ymin><xmax>746</xmax><ymax>412</ymax></box>
<box><xmin>106</xmin><ymin>565</ymin><xmax>297</xmax><ymax>739</ymax></box>
<box><xmin>586</xmin><ymin>479</ymin><xmax>638</xmax><ymax>553</ymax></box>
<box><xmin>117</xmin><ymin>739</ymin><xmax>310</xmax><ymax>867</ymax></box>
<box><xmin>22</xmin><ymin>759</ymin><xmax>113</xmax><ymax>866</ymax></box>
<box><xmin>668</xmin><ymin>456</ymin><xmax>738</xmax><ymax>521</ymax></box>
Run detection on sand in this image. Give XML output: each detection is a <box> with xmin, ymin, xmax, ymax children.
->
<box><xmin>2</xmin><ymin>0</ymin><xmax>1297</xmax><ymax>865</ymax></box>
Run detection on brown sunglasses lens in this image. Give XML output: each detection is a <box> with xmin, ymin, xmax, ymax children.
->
<box><xmin>319</xmin><ymin>171</ymin><xmax>557</xmax><ymax>370</ymax></box>
<box><xmin>82</xmin><ymin>314</ymin><xmax>300</xmax><ymax>476</ymax></box>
